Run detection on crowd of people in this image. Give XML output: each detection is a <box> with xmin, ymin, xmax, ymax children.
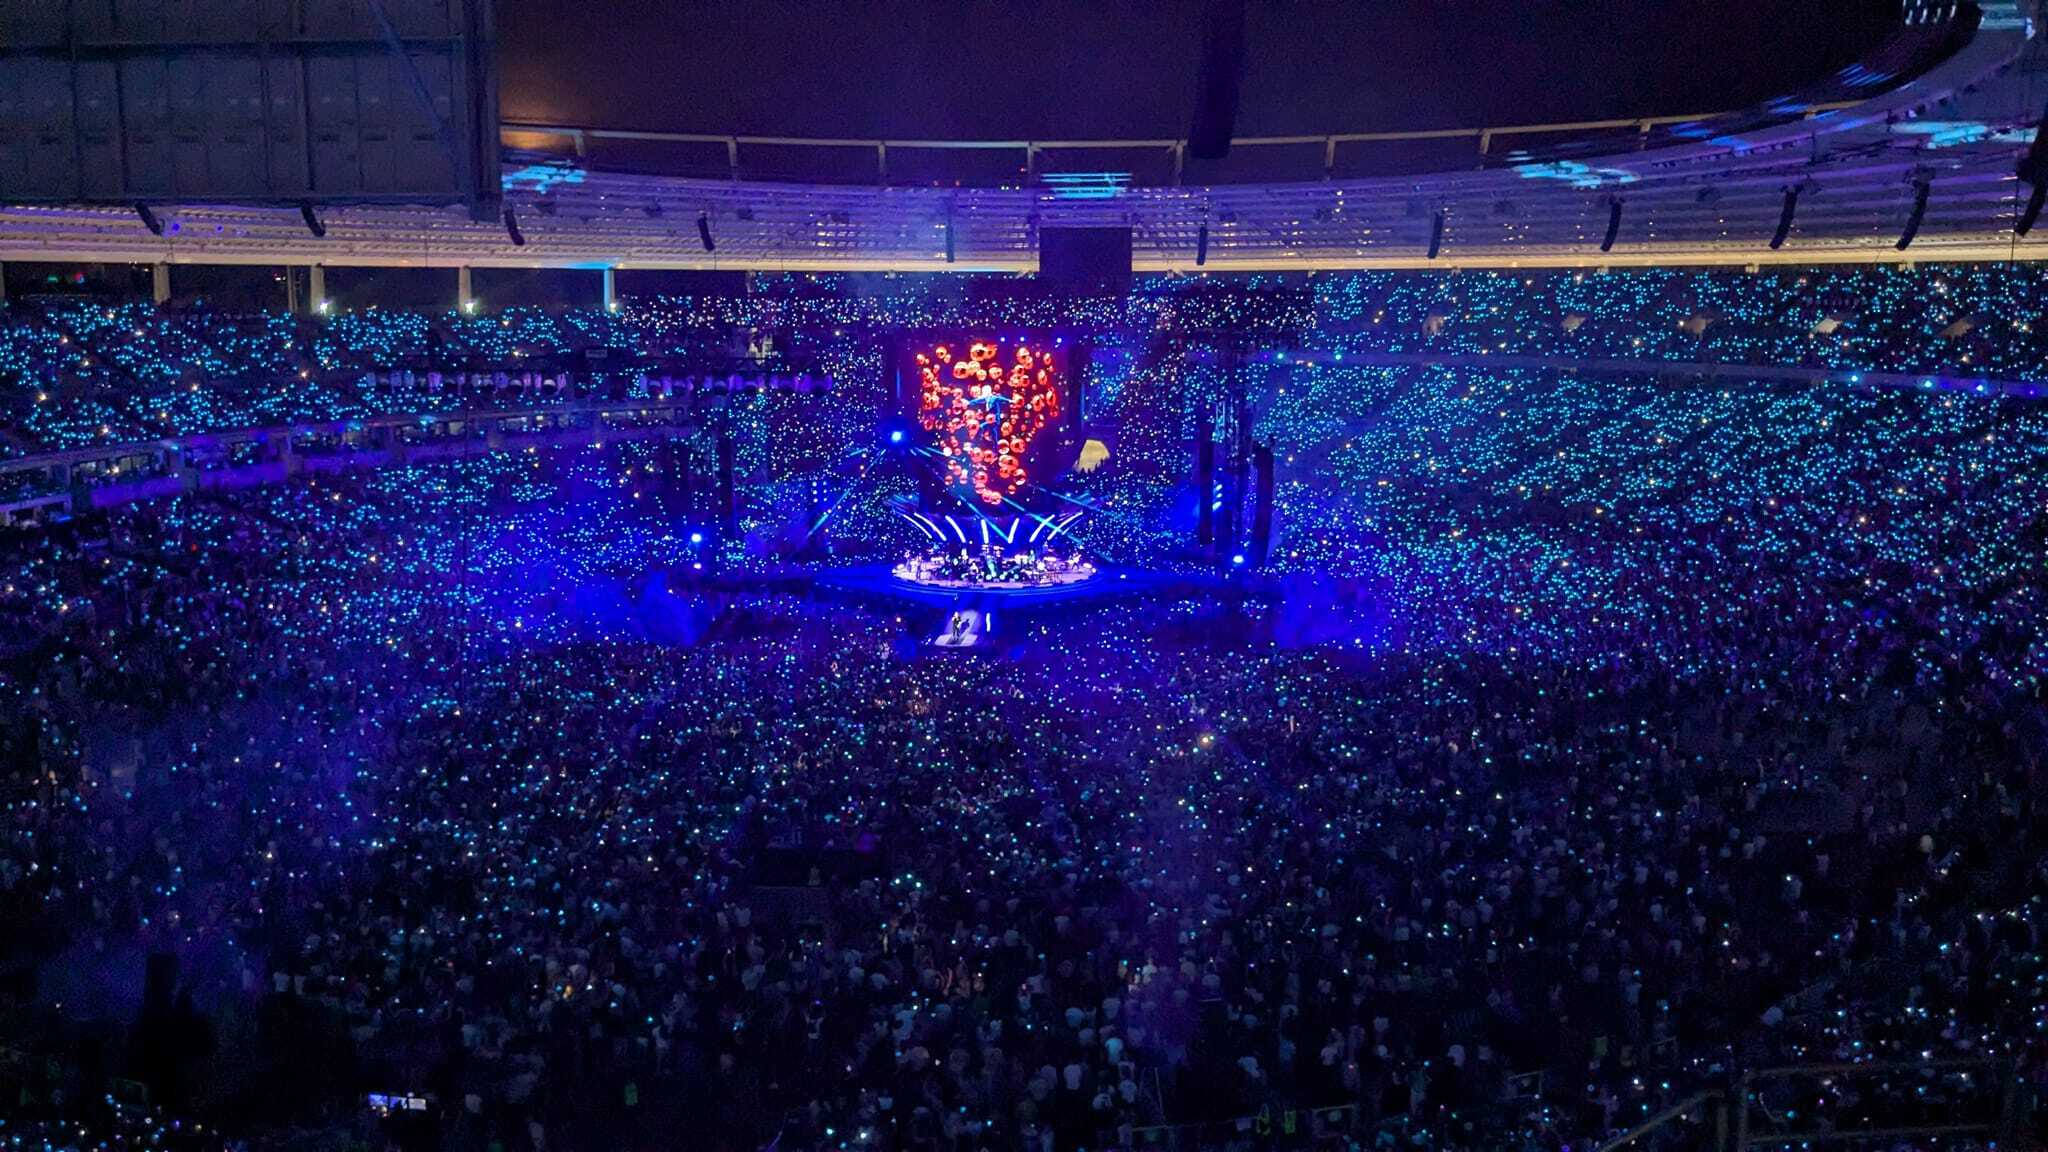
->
<box><xmin>6</xmin><ymin>263</ymin><xmax>2048</xmax><ymax>461</ymax></box>
<box><xmin>1</xmin><ymin>269</ymin><xmax>2045</xmax><ymax>1152</ymax></box>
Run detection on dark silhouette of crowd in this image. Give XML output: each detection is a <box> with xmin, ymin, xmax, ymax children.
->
<box><xmin>1</xmin><ymin>271</ymin><xmax>2046</xmax><ymax>1152</ymax></box>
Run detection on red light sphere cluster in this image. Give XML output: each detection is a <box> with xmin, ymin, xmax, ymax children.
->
<box><xmin>914</xmin><ymin>339</ymin><xmax>1062</xmax><ymax>506</ymax></box>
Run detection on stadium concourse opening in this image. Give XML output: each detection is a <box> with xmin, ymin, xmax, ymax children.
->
<box><xmin>4</xmin><ymin>2</ymin><xmax>2048</xmax><ymax>1152</ymax></box>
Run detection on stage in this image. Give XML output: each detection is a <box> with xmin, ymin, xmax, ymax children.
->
<box><xmin>813</xmin><ymin>563</ymin><xmax>1196</xmax><ymax>610</ymax></box>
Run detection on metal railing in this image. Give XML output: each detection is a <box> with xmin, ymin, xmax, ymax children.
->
<box><xmin>1592</xmin><ymin>1058</ymin><xmax>2022</xmax><ymax>1152</ymax></box>
<box><xmin>1078</xmin><ymin>1059</ymin><xmax>2023</xmax><ymax>1152</ymax></box>
<box><xmin>501</xmin><ymin>103</ymin><xmax>1862</xmax><ymax>186</ymax></box>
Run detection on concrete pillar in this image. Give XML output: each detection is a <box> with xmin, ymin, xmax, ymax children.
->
<box><xmin>0</xmin><ymin>260</ymin><xmax>8</xmax><ymax>304</ymax></box>
<box><xmin>457</xmin><ymin>266</ymin><xmax>474</xmax><ymax>313</ymax></box>
<box><xmin>285</xmin><ymin>265</ymin><xmax>300</xmax><ymax>313</ymax></box>
<box><xmin>602</xmin><ymin>266</ymin><xmax>617</xmax><ymax>312</ymax></box>
<box><xmin>151</xmin><ymin>262</ymin><xmax>171</xmax><ymax>304</ymax></box>
<box><xmin>310</xmin><ymin>264</ymin><xmax>327</xmax><ymax>313</ymax></box>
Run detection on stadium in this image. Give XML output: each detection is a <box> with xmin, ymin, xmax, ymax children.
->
<box><xmin>1</xmin><ymin>2</ymin><xmax>2046</xmax><ymax>1149</ymax></box>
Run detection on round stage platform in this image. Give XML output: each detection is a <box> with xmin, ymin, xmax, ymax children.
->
<box><xmin>890</xmin><ymin>552</ymin><xmax>1096</xmax><ymax>591</ymax></box>
<box><xmin>815</xmin><ymin>563</ymin><xmax>1190</xmax><ymax>609</ymax></box>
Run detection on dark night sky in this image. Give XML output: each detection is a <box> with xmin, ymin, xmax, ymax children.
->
<box><xmin>496</xmin><ymin>0</ymin><xmax>1899</xmax><ymax>140</ymax></box>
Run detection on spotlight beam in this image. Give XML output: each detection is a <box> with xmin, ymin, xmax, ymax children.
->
<box><xmin>805</xmin><ymin>449</ymin><xmax>876</xmax><ymax>536</ymax></box>
<box><xmin>994</xmin><ymin>490</ymin><xmax>1114</xmax><ymax>566</ymax></box>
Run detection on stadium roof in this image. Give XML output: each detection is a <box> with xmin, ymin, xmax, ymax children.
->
<box><xmin>0</xmin><ymin>2</ymin><xmax>2041</xmax><ymax>273</ymax></box>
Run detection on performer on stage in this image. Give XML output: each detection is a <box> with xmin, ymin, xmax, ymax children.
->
<box><xmin>934</xmin><ymin>608</ymin><xmax>981</xmax><ymax>648</ymax></box>
<box><xmin>892</xmin><ymin>544</ymin><xmax>1095</xmax><ymax>590</ymax></box>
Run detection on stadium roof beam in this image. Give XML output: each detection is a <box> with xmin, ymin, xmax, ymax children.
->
<box><xmin>2</xmin><ymin>9</ymin><xmax>2037</xmax><ymax>274</ymax></box>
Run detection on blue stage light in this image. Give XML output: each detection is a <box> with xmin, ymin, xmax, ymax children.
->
<box><xmin>889</xmin><ymin>429</ymin><xmax>905</xmax><ymax>444</ymax></box>
<box><xmin>689</xmin><ymin>531</ymin><xmax>704</xmax><ymax>544</ymax></box>
<box><xmin>1231</xmin><ymin>553</ymin><xmax>1247</xmax><ymax>566</ymax></box>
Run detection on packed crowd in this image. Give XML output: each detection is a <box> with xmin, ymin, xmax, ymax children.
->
<box><xmin>6</xmin><ymin>263</ymin><xmax>2048</xmax><ymax>460</ymax></box>
<box><xmin>1</xmin><ymin>269</ymin><xmax>2046</xmax><ymax>1152</ymax></box>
